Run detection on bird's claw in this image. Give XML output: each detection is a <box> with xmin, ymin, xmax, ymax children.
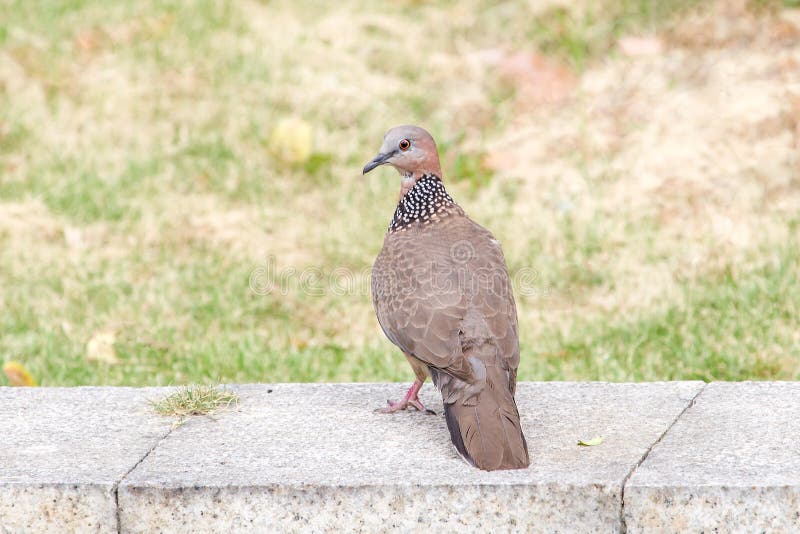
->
<box><xmin>375</xmin><ymin>397</ymin><xmax>436</xmax><ymax>415</ymax></box>
<box><xmin>407</xmin><ymin>398</ymin><xmax>436</xmax><ymax>414</ymax></box>
<box><xmin>375</xmin><ymin>380</ymin><xmax>436</xmax><ymax>415</ymax></box>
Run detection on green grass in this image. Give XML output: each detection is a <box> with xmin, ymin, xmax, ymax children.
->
<box><xmin>150</xmin><ymin>384</ymin><xmax>239</xmax><ymax>423</ymax></box>
<box><xmin>524</xmin><ymin>0</ymin><xmax>699</xmax><ymax>68</ymax></box>
<box><xmin>522</xmin><ymin>243</ymin><xmax>800</xmax><ymax>381</ymax></box>
<box><xmin>1</xmin><ymin>0</ymin><xmax>798</xmax><ymax>386</ymax></box>
<box><xmin>2</xmin><ymin>240</ymin><xmax>797</xmax><ymax>386</ymax></box>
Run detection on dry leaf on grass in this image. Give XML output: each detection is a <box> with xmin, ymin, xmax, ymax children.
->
<box><xmin>3</xmin><ymin>361</ymin><xmax>37</xmax><ymax>386</ymax></box>
<box><xmin>268</xmin><ymin>117</ymin><xmax>313</xmax><ymax>165</ymax></box>
<box><xmin>86</xmin><ymin>329</ymin><xmax>120</xmax><ymax>364</ymax></box>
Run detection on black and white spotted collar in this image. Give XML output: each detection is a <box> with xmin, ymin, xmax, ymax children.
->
<box><xmin>388</xmin><ymin>174</ymin><xmax>460</xmax><ymax>233</ymax></box>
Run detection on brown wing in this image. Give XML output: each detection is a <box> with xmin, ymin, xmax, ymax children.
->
<box><xmin>371</xmin><ymin>213</ymin><xmax>519</xmax><ymax>383</ymax></box>
<box><xmin>372</xmin><ymin>212</ymin><xmax>528</xmax><ymax>470</ymax></box>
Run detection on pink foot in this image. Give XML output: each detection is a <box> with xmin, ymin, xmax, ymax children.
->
<box><xmin>375</xmin><ymin>380</ymin><xmax>436</xmax><ymax>415</ymax></box>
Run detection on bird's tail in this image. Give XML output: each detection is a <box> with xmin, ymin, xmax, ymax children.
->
<box><xmin>442</xmin><ymin>364</ymin><xmax>529</xmax><ymax>471</ymax></box>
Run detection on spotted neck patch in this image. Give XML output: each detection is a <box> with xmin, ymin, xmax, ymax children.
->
<box><xmin>388</xmin><ymin>174</ymin><xmax>460</xmax><ymax>233</ymax></box>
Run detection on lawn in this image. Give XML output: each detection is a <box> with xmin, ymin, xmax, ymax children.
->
<box><xmin>1</xmin><ymin>0</ymin><xmax>799</xmax><ymax>386</ymax></box>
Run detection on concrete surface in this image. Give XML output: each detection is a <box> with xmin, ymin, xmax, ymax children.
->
<box><xmin>0</xmin><ymin>387</ymin><xmax>173</xmax><ymax>533</ymax></box>
<box><xmin>3</xmin><ymin>382</ymin><xmax>797</xmax><ymax>533</ymax></box>
<box><xmin>118</xmin><ymin>382</ymin><xmax>702</xmax><ymax>533</ymax></box>
<box><xmin>624</xmin><ymin>382</ymin><xmax>800</xmax><ymax>533</ymax></box>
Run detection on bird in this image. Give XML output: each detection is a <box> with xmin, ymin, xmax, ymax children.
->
<box><xmin>363</xmin><ymin>125</ymin><xmax>530</xmax><ymax>471</ymax></box>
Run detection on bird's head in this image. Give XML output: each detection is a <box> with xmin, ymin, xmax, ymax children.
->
<box><xmin>362</xmin><ymin>125</ymin><xmax>442</xmax><ymax>190</ymax></box>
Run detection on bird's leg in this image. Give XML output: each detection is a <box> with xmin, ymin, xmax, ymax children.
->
<box><xmin>376</xmin><ymin>379</ymin><xmax>435</xmax><ymax>414</ymax></box>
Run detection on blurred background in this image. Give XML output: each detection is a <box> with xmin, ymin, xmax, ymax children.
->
<box><xmin>1</xmin><ymin>0</ymin><xmax>798</xmax><ymax>387</ymax></box>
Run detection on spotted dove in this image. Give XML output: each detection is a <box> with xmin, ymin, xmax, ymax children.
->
<box><xmin>363</xmin><ymin>125</ymin><xmax>530</xmax><ymax>471</ymax></box>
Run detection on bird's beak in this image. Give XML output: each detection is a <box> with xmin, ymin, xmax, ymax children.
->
<box><xmin>362</xmin><ymin>152</ymin><xmax>392</xmax><ymax>174</ymax></box>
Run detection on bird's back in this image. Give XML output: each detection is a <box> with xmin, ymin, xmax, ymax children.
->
<box><xmin>371</xmin><ymin>179</ymin><xmax>529</xmax><ymax>470</ymax></box>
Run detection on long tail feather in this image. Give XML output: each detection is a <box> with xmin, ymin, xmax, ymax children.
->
<box><xmin>442</xmin><ymin>365</ymin><xmax>529</xmax><ymax>471</ymax></box>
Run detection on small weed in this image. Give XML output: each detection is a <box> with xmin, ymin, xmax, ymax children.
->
<box><xmin>150</xmin><ymin>384</ymin><xmax>239</xmax><ymax>424</ymax></box>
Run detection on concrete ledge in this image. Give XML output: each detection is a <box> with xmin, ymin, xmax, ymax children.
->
<box><xmin>0</xmin><ymin>387</ymin><xmax>173</xmax><ymax>532</ymax></box>
<box><xmin>624</xmin><ymin>382</ymin><xmax>800</xmax><ymax>532</ymax></box>
<box><xmin>118</xmin><ymin>382</ymin><xmax>701</xmax><ymax>532</ymax></box>
<box><xmin>2</xmin><ymin>382</ymin><xmax>798</xmax><ymax>533</ymax></box>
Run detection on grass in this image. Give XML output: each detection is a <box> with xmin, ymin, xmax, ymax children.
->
<box><xmin>150</xmin><ymin>384</ymin><xmax>239</xmax><ymax>422</ymax></box>
<box><xmin>523</xmin><ymin>242</ymin><xmax>800</xmax><ymax>381</ymax></box>
<box><xmin>1</xmin><ymin>0</ymin><xmax>799</xmax><ymax>386</ymax></box>
<box><xmin>523</xmin><ymin>0</ymin><xmax>700</xmax><ymax>69</ymax></box>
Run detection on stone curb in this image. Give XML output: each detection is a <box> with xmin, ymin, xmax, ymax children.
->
<box><xmin>2</xmin><ymin>382</ymin><xmax>797</xmax><ymax>533</ymax></box>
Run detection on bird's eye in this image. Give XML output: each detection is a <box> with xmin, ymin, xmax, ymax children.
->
<box><xmin>398</xmin><ymin>139</ymin><xmax>411</xmax><ymax>151</ymax></box>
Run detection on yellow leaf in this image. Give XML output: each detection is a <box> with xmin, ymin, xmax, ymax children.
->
<box><xmin>86</xmin><ymin>329</ymin><xmax>120</xmax><ymax>364</ymax></box>
<box><xmin>268</xmin><ymin>117</ymin><xmax>313</xmax><ymax>165</ymax></box>
<box><xmin>578</xmin><ymin>436</ymin><xmax>603</xmax><ymax>447</ymax></box>
<box><xmin>3</xmin><ymin>361</ymin><xmax>37</xmax><ymax>386</ymax></box>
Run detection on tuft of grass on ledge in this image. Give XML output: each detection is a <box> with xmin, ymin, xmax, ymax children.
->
<box><xmin>150</xmin><ymin>384</ymin><xmax>239</xmax><ymax>423</ymax></box>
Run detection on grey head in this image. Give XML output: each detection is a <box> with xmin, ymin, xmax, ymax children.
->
<box><xmin>362</xmin><ymin>125</ymin><xmax>443</xmax><ymax>180</ymax></box>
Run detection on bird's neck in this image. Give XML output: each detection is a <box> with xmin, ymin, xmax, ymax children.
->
<box><xmin>399</xmin><ymin>174</ymin><xmax>416</xmax><ymax>199</ymax></box>
<box><xmin>398</xmin><ymin>165</ymin><xmax>442</xmax><ymax>198</ymax></box>
<box><xmin>388</xmin><ymin>174</ymin><xmax>460</xmax><ymax>233</ymax></box>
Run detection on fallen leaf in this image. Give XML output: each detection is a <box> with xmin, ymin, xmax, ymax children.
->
<box><xmin>86</xmin><ymin>329</ymin><xmax>120</xmax><ymax>364</ymax></box>
<box><xmin>578</xmin><ymin>436</ymin><xmax>603</xmax><ymax>447</ymax></box>
<box><xmin>3</xmin><ymin>361</ymin><xmax>37</xmax><ymax>386</ymax></box>
<box><xmin>268</xmin><ymin>117</ymin><xmax>313</xmax><ymax>165</ymax></box>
